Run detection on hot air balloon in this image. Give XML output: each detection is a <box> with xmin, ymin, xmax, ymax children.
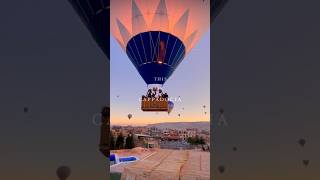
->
<box><xmin>233</xmin><ymin>146</ymin><xmax>238</xmax><ymax>151</ymax></box>
<box><xmin>218</xmin><ymin>165</ymin><xmax>225</xmax><ymax>174</ymax></box>
<box><xmin>217</xmin><ymin>108</ymin><xmax>228</xmax><ymax>127</ymax></box>
<box><xmin>111</xmin><ymin>0</ymin><xmax>210</xmax><ymax>111</ymax></box>
<box><xmin>128</xmin><ymin>114</ymin><xmax>132</xmax><ymax>120</ymax></box>
<box><xmin>23</xmin><ymin>107</ymin><xmax>29</xmax><ymax>113</ymax></box>
<box><xmin>56</xmin><ymin>166</ymin><xmax>71</xmax><ymax>180</ymax></box>
<box><xmin>303</xmin><ymin>160</ymin><xmax>309</xmax><ymax>167</ymax></box>
<box><xmin>298</xmin><ymin>139</ymin><xmax>306</xmax><ymax>147</ymax></box>
<box><xmin>167</xmin><ymin>101</ymin><xmax>174</xmax><ymax>114</ymax></box>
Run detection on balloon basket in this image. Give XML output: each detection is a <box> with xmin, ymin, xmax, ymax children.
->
<box><xmin>141</xmin><ymin>97</ymin><xmax>168</xmax><ymax>112</ymax></box>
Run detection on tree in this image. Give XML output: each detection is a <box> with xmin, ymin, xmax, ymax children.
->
<box><xmin>187</xmin><ymin>136</ymin><xmax>205</xmax><ymax>145</ymax></box>
<box><xmin>115</xmin><ymin>133</ymin><xmax>124</xmax><ymax>149</ymax></box>
<box><xmin>187</xmin><ymin>137</ymin><xmax>194</xmax><ymax>144</ymax></box>
<box><xmin>125</xmin><ymin>134</ymin><xmax>135</xmax><ymax>149</ymax></box>
<box><xmin>199</xmin><ymin>137</ymin><xmax>205</xmax><ymax>145</ymax></box>
<box><xmin>195</xmin><ymin>135</ymin><xmax>200</xmax><ymax>144</ymax></box>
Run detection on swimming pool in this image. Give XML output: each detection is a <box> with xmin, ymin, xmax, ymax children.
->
<box><xmin>110</xmin><ymin>154</ymin><xmax>139</xmax><ymax>165</ymax></box>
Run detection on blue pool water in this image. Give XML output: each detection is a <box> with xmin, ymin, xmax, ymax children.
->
<box><xmin>110</xmin><ymin>154</ymin><xmax>138</xmax><ymax>165</ymax></box>
<box><xmin>119</xmin><ymin>156</ymin><xmax>137</xmax><ymax>162</ymax></box>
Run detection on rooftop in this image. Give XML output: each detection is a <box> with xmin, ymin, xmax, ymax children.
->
<box><xmin>110</xmin><ymin>148</ymin><xmax>210</xmax><ymax>180</ymax></box>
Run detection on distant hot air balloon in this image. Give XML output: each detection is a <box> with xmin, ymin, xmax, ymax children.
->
<box><xmin>218</xmin><ymin>165</ymin><xmax>225</xmax><ymax>174</ymax></box>
<box><xmin>168</xmin><ymin>101</ymin><xmax>174</xmax><ymax>114</ymax></box>
<box><xmin>23</xmin><ymin>107</ymin><xmax>29</xmax><ymax>113</ymax></box>
<box><xmin>233</xmin><ymin>146</ymin><xmax>238</xmax><ymax>151</ymax></box>
<box><xmin>298</xmin><ymin>139</ymin><xmax>306</xmax><ymax>147</ymax></box>
<box><xmin>217</xmin><ymin>108</ymin><xmax>228</xmax><ymax>127</ymax></box>
<box><xmin>56</xmin><ymin>166</ymin><xmax>71</xmax><ymax>180</ymax></box>
<box><xmin>128</xmin><ymin>114</ymin><xmax>132</xmax><ymax>120</ymax></box>
<box><xmin>178</xmin><ymin>114</ymin><xmax>181</xmax><ymax>117</ymax></box>
<box><xmin>303</xmin><ymin>160</ymin><xmax>309</xmax><ymax>167</ymax></box>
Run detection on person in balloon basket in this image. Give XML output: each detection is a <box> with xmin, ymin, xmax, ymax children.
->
<box><xmin>158</xmin><ymin>88</ymin><xmax>163</xmax><ymax>97</ymax></box>
<box><xmin>162</xmin><ymin>92</ymin><xmax>169</xmax><ymax>100</ymax></box>
<box><xmin>157</xmin><ymin>41</ymin><xmax>166</xmax><ymax>64</ymax></box>
<box><xmin>147</xmin><ymin>89</ymin><xmax>152</xmax><ymax>98</ymax></box>
<box><xmin>142</xmin><ymin>88</ymin><xmax>169</xmax><ymax>101</ymax></box>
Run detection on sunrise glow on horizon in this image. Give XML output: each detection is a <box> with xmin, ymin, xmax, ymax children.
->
<box><xmin>110</xmin><ymin>31</ymin><xmax>210</xmax><ymax>126</ymax></box>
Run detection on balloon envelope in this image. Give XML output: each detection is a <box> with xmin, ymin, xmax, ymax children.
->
<box><xmin>298</xmin><ymin>139</ymin><xmax>306</xmax><ymax>147</ymax></box>
<box><xmin>168</xmin><ymin>101</ymin><xmax>174</xmax><ymax>114</ymax></box>
<box><xmin>303</xmin><ymin>160</ymin><xmax>309</xmax><ymax>167</ymax></box>
<box><xmin>68</xmin><ymin>0</ymin><xmax>228</xmax><ymax>60</ymax></box>
<box><xmin>218</xmin><ymin>165</ymin><xmax>225</xmax><ymax>174</ymax></box>
<box><xmin>56</xmin><ymin>166</ymin><xmax>71</xmax><ymax>180</ymax></box>
<box><xmin>128</xmin><ymin>114</ymin><xmax>132</xmax><ymax>119</ymax></box>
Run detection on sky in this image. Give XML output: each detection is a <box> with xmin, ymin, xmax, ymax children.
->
<box><xmin>0</xmin><ymin>0</ymin><xmax>320</xmax><ymax>180</ymax></box>
<box><xmin>110</xmin><ymin>0</ymin><xmax>211</xmax><ymax>126</ymax></box>
<box><xmin>110</xmin><ymin>31</ymin><xmax>210</xmax><ymax>126</ymax></box>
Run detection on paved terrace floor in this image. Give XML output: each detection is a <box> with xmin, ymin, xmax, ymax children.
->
<box><xmin>111</xmin><ymin>148</ymin><xmax>210</xmax><ymax>180</ymax></box>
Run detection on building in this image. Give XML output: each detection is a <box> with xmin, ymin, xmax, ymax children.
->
<box><xmin>133</xmin><ymin>134</ymin><xmax>159</xmax><ymax>148</ymax></box>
